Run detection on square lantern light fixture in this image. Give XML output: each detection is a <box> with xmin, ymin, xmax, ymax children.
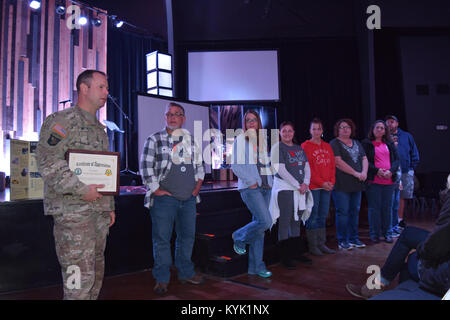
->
<box><xmin>146</xmin><ymin>51</ymin><xmax>173</xmax><ymax>97</ymax></box>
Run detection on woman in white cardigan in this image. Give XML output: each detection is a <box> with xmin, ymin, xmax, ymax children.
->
<box><xmin>270</xmin><ymin>121</ymin><xmax>312</xmax><ymax>269</ymax></box>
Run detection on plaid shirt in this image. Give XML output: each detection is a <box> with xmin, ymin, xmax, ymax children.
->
<box><xmin>140</xmin><ymin>128</ymin><xmax>205</xmax><ymax>208</ymax></box>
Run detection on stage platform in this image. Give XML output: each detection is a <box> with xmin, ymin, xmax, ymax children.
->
<box><xmin>0</xmin><ymin>180</ymin><xmax>283</xmax><ymax>293</ymax></box>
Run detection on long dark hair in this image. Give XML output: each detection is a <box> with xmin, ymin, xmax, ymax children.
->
<box><xmin>368</xmin><ymin>120</ymin><xmax>391</xmax><ymax>143</ymax></box>
<box><xmin>243</xmin><ymin>109</ymin><xmax>263</xmax><ymax>131</ymax></box>
<box><xmin>243</xmin><ymin>109</ymin><xmax>263</xmax><ymax>146</ymax></box>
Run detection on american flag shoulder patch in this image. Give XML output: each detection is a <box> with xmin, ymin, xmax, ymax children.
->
<box><xmin>52</xmin><ymin>123</ymin><xmax>67</xmax><ymax>138</ymax></box>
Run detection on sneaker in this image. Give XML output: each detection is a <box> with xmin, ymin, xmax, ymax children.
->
<box><xmin>370</xmin><ymin>237</ymin><xmax>380</xmax><ymax>244</ymax></box>
<box><xmin>393</xmin><ymin>226</ymin><xmax>403</xmax><ymax>233</ymax></box>
<box><xmin>153</xmin><ymin>282</ymin><xmax>168</xmax><ymax>295</ymax></box>
<box><xmin>249</xmin><ymin>270</ymin><xmax>272</xmax><ymax>278</ymax></box>
<box><xmin>384</xmin><ymin>236</ymin><xmax>393</xmax><ymax>243</ymax></box>
<box><xmin>233</xmin><ymin>243</ymin><xmax>246</xmax><ymax>255</ymax></box>
<box><xmin>391</xmin><ymin>230</ymin><xmax>401</xmax><ymax>238</ymax></box>
<box><xmin>398</xmin><ymin>220</ymin><xmax>407</xmax><ymax>228</ymax></box>
<box><xmin>179</xmin><ymin>274</ymin><xmax>206</xmax><ymax>285</ymax></box>
<box><xmin>338</xmin><ymin>242</ymin><xmax>353</xmax><ymax>250</ymax></box>
<box><xmin>346</xmin><ymin>283</ymin><xmax>386</xmax><ymax>299</ymax></box>
<box><xmin>349</xmin><ymin>239</ymin><xmax>366</xmax><ymax>248</ymax></box>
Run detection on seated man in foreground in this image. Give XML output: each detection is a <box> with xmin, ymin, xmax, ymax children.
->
<box><xmin>346</xmin><ymin>174</ymin><xmax>450</xmax><ymax>299</ymax></box>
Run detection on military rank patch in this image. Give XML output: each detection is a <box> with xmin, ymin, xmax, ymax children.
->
<box><xmin>47</xmin><ymin>133</ymin><xmax>62</xmax><ymax>146</ymax></box>
<box><xmin>52</xmin><ymin>123</ymin><xmax>67</xmax><ymax>138</ymax></box>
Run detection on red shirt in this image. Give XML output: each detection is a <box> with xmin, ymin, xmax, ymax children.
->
<box><xmin>301</xmin><ymin>140</ymin><xmax>336</xmax><ymax>190</ymax></box>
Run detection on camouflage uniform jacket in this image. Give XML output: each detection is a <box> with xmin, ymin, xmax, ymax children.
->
<box><xmin>36</xmin><ymin>105</ymin><xmax>115</xmax><ymax>216</ymax></box>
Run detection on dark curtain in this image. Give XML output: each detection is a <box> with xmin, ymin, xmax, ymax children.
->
<box><xmin>277</xmin><ymin>38</ymin><xmax>363</xmax><ymax>143</ymax></box>
<box><xmin>106</xmin><ymin>27</ymin><xmax>167</xmax><ymax>173</ymax></box>
<box><xmin>373</xmin><ymin>29</ymin><xmax>407</xmax><ymax>129</ymax></box>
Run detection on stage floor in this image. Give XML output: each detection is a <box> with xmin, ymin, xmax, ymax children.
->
<box><xmin>0</xmin><ymin>216</ymin><xmax>435</xmax><ymax>300</ymax></box>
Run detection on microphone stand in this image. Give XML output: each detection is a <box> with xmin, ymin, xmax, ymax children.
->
<box><xmin>59</xmin><ymin>99</ymin><xmax>72</xmax><ymax>109</ymax></box>
<box><xmin>107</xmin><ymin>95</ymin><xmax>137</xmax><ymax>175</ymax></box>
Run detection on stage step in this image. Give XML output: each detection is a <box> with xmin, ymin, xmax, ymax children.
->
<box><xmin>196</xmin><ymin>207</ymin><xmax>250</xmax><ymax>235</ymax></box>
<box><xmin>192</xmin><ymin>231</ymin><xmax>280</xmax><ymax>278</ymax></box>
<box><xmin>207</xmin><ymin>245</ymin><xmax>279</xmax><ymax>278</ymax></box>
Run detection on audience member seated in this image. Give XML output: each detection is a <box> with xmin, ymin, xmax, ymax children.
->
<box><xmin>345</xmin><ymin>174</ymin><xmax>450</xmax><ymax>300</ymax></box>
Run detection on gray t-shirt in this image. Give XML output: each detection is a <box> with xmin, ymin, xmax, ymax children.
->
<box><xmin>275</xmin><ymin>142</ymin><xmax>308</xmax><ymax>184</ymax></box>
<box><xmin>159</xmin><ymin>137</ymin><xmax>196</xmax><ymax>201</ymax></box>
<box><xmin>330</xmin><ymin>138</ymin><xmax>366</xmax><ymax>192</ymax></box>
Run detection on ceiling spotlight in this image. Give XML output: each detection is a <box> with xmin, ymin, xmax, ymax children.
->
<box><xmin>55</xmin><ymin>4</ymin><xmax>65</xmax><ymax>15</ymax></box>
<box><xmin>92</xmin><ymin>18</ymin><xmax>102</xmax><ymax>27</ymax></box>
<box><xmin>111</xmin><ymin>15</ymin><xmax>124</xmax><ymax>28</ymax></box>
<box><xmin>29</xmin><ymin>0</ymin><xmax>41</xmax><ymax>10</ymax></box>
<box><xmin>78</xmin><ymin>16</ymin><xmax>88</xmax><ymax>26</ymax></box>
<box><xmin>55</xmin><ymin>0</ymin><xmax>65</xmax><ymax>15</ymax></box>
<box><xmin>55</xmin><ymin>5</ymin><xmax>65</xmax><ymax>15</ymax></box>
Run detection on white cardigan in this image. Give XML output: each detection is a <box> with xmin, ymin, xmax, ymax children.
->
<box><xmin>269</xmin><ymin>176</ymin><xmax>314</xmax><ymax>227</ymax></box>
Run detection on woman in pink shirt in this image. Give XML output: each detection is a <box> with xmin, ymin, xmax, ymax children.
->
<box><xmin>301</xmin><ymin>118</ymin><xmax>336</xmax><ymax>255</ymax></box>
<box><xmin>361</xmin><ymin>120</ymin><xmax>400</xmax><ymax>244</ymax></box>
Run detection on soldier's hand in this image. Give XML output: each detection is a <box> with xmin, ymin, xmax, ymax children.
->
<box><xmin>109</xmin><ymin>211</ymin><xmax>116</xmax><ymax>227</ymax></box>
<box><xmin>82</xmin><ymin>184</ymin><xmax>105</xmax><ymax>202</ymax></box>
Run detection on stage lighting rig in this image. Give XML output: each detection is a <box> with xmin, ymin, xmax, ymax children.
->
<box><xmin>55</xmin><ymin>0</ymin><xmax>65</xmax><ymax>15</ymax></box>
<box><xmin>29</xmin><ymin>0</ymin><xmax>41</xmax><ymax>10</ymax></box>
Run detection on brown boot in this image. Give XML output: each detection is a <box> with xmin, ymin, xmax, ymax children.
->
<box><xmin>306</xmin><ymin>229</ymin><xmax>323</xmax><ymax>256</ymax></box>
<box><xmin>317</xmin><ymin>228</ymin><xmax>336</xmax><ymax>254</ymax></box>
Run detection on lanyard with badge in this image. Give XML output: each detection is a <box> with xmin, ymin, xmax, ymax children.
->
<box><xmin>172</xmin><ymin>137</ymin><xmax>187</xmax><ymax>173</ymax></box>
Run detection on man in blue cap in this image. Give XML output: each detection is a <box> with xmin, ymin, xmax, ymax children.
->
<box><xmin>385</xmin><ymin>115</ymin><xmax>420</xmax><ymax>231</ymax></box>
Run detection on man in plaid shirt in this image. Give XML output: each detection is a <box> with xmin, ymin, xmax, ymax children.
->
<box><xmin>140</xmin><ymin>102</ymin><xmax>205</xmax><ymax>295</ymax></box>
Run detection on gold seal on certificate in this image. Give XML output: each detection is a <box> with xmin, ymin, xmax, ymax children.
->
<box><xmin>66</xmin><ymin>149</ymin><xmax>120</xmax><ymax>195</ymax></box>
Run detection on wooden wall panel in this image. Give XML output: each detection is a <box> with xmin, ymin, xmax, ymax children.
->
<box><xmin>0</xmin><ymin>0</ymin><xmax>108</xmax><ymax>172</ymax></box>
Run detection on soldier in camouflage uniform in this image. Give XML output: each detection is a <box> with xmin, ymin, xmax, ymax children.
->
<box><xmin>36</xmin><ymin>70</ymin><xmax>115</xmax><ymax>300</ymax></box>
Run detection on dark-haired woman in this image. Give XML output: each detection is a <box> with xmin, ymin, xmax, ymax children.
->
<box><xmin>362</xmin><ymin>120</ymin><xmax>400</xmax><ymax>244</ymax></box>
<box><xmin>270</xmin><ymin>121</ymin><xmax>312</xmax><ymax>269</ymax></box>
<box><xmin>231</xmin><ymin>110</ymin><xmax>273</xmax><ymax>278</ymax></box>
<box><xmin>330</xmin><ymin>119</ymin><xmax>368</xmax><ymax>250</ymax></box>
<box><xmin>301</xmin><ymin>118</ymin><xmax>336</xmax><ymax>255</ymax></box>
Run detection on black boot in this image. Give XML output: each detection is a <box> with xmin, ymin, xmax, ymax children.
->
<box><xmin>291</xmin><ymin>236</ymin><xmax>313</xmax><ymax>265</ymax></box>
<box><xmin>278</xmin><ymin>240</ymin><xmax>296</xmax><ymax>270</ymax></box>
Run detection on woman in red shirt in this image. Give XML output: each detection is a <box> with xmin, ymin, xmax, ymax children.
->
<box><xmin>301</xmin><ymin>118</ymin><xmax>336</xmax><ymax>255</ymax></box>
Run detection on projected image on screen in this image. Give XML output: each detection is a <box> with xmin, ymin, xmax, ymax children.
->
<box><xmin>188</xmin><ymin>50</ymin><xmax>280</xmax><ymax>102</ymax></box>
<box><xmin>137</xmin><ymin>94</ymin><xmax>211</xmax><ymax>173</ymax></box>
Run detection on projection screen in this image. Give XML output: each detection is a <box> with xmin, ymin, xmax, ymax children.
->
<box><xmin>188</xmin><ymin>50</ymin><xmax>280</xmax><ymax>102</ymax></box>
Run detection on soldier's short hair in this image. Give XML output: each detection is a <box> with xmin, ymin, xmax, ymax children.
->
<box><xmin>76</xmin><ymin>70</ymin><xmax>107</xmax><ymax>92</ymax></box>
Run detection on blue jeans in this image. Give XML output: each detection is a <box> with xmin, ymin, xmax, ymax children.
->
<box><xmin>332</xmin><ymin>190</ymin><xmax>362</xmax><ymax>243</ymax></box>
<box><xmin>391</xmin><ymin>188</ymin><xmax>400</xmax><ymax>229</ymax></box>
<box><xmin>381</xmin><ymin>226</ymin><xmax>430</xmax><ymax>282</ymax></box>
<box><xmin>149</xmin><ymin>195</ymin><xmax>197</xmax><ymax>284</ymax></box>
<box><xmin>366</xmin><ymin>183</ymin><xmax>395</xmax><ymax>239</ymax></box>
<box><xmin>234</xmin><ymin>187</ymin><xmax>272</xmax><ymax>274</ymax></box>
<box><xmin>306</xmin><ymin>189</ymin><xmax>331</xmax><ymax>230</ymax></box>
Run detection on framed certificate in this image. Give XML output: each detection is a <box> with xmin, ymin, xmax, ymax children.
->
<box><xmin>66</xmin><ymin>149</ymin><xmax>120</xmax><ymax>195</ymax></box>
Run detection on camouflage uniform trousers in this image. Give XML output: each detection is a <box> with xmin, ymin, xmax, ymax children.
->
<box><xmin>53</xmin><ymin>210</ymin><xmax>111</xmax><ymax>300</ymax></box>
